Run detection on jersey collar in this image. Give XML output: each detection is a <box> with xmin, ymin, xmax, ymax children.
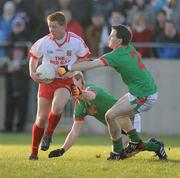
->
<box><xmin>48</xmin><ymin>32</ymin><xmax>69</xmax><ymax>48</ymax></box>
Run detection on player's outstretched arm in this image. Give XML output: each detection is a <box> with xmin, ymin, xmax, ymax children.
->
<box><xmin>62</xmin><ymin>121</ymin><xmax>83</xmax><ymax>151</ymax></box>
<box><xmin>48</xmin><ymin>121</ymin><xmax>83</xmax><ymax>158</ymax></box>
<box><xmin>71</xmin><ymin>58</ymin><xmax>104</xmax><ymax>71</ymax></box>
<box><xmin>58</xmin><ymin>58</ymin><xmax>105</xmax><ymax>75</ymax></box>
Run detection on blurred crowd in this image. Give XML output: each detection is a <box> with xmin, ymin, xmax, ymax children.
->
<box><xmin>0</xmin><ymin>0</ymin><xmax>180</xmax><ymax>59</ymax></box>
<box><xmin>0</xmin><ymin>0</ymin><xmax>180</xmax><ymax>132</ymax></box>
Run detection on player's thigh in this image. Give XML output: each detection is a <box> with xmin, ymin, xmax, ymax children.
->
<box><xmin>36</xmin><ymin>97</ymin><xmax>51</xmax><ymax>122</ymax></box>
<box><xmin>106</xmin><ymin>93</ymin><xmax>136</xmax><ymax>119</ymax></box>
<box><xmin>52</xmin><ymin>87</ymin><xmax>71</xmax><ymax>113</ymax></box>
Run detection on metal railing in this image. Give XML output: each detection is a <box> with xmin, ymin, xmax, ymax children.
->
<box><xmin>132</xmin><ymin>42</ymin><xmax>180</xmax><ymax>48</ymax></box>
<box><xmin>0</xmin><ymin>41</ymin><xmax>32</xmax><ymax>49</ymax></box>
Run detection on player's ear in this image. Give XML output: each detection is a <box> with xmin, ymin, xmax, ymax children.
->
<box><xmin>117</xmin><ymin>38</ymin><xmax>122</xmax><ymax>46</ymax></box>
<box><xmin>119</xmin><ymin>38</ymin><xmax>123</xmax><ymax>44</ymax></box>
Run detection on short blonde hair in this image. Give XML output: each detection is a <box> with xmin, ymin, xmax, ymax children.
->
<box><xmin>47</xmin><ymin>11</ymin><xmax>66</xmax><ymax>26</ymax></box>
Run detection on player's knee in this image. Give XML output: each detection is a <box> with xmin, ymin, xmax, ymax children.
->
<box><xmin>51</xmin><ymin>104</ymin><xmax>64</xmax><ymax>115</ymax></box>
<box><xmin>105</xmin><ymin>111</ymin><xmax>113</xmax><ymax>122</ymax></box>
<box><xmin>36</xmin><ymin>113</ymin><xmax>48</xmax><ymax>127</ymax></box>
<box><xmin>36</xmin><ymin>118</ymin><xmax>46</xmax><ymax>127</ymax></box>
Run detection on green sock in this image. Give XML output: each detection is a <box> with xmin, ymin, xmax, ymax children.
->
<box><xmin>112</xmin><ymin>139</ymin><xmax>123</xmax><ymax>153</ymax></box>
<box><xmin>127</xmin><ymin>129</ymin><xmax>141</xmax><ymax>142</ymax></box>
<box><xmin>143</xmin><ymin>141</ymin><xmax>159</xmax><ymax>152</ymax></box>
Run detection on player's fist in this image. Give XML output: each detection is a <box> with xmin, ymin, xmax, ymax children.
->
<box><xmin>71</xmin><ymin>84</ymin><xmax>82</xmax><ymax>96</ymax></box>
<box><xmin>48</xmin><ymin>148</ymin><xmax>65</xmax><ymax>158</ymax></box>
<box><xmin>57</xmin><ymin>66</ymin><xmax>68</xmax><ymax>76</ymax></box>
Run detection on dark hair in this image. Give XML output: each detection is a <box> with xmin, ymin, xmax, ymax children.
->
<box><xmin>165</xmin><ymin>19</ymin><xmax>176</xmax><ymax>28</ymax></box>
<box><xmin>165</xmin><ymin>19</ymin><xmax>175</xmax><ymax>25</ymax></box>
<box><xmin>112</xmin><ymin>24</ymin><xmax>132</xmax><ymax>45</ymax></box>
<box><xmin>47</xmin><ymin>11</ymin><xmax>66</xmax><ymax>26</ymax></box>
<box><xmin>157</xmin><ymin>9</ymin><xmax>167</xmax><ymax>16</ymax></box>
<box><xmin>111</xmin><ymin>7</ymin><xmax>126</xmax><ymax>17</ymax></box>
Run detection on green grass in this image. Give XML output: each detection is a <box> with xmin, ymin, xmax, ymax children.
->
<box><xmin>0</xmin><ymin>133</ymin><xmax>180</xmax><ymax>178</ymax></box>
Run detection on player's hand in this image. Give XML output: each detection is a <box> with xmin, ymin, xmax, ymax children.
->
<box><xmin>48</xmin><ymin>148</ymin><xmax>65</xmax><ymax>158</ymax></box>
<box><xmin>71</xmin><ymin>84</ymin><xmax>82</xmax><ymax>96</ymax></box>
<box><xmin>57</xmin><ymin>66</ymin><xmax>68</xmax><ymax>76</ymax></box>
<box><xmin>35</xmin><ymin>72</ymin><xmax>51</xmax><ymax>84</ymax></box>
<box><xmin>30</xmin><ymin>71</ymin><xmax>44</xmax><ymax>83</ymax></box>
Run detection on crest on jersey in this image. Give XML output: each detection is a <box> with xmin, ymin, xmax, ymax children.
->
<box><xmin>66</xmin><ymin>50</ymin><xmax>72</xmax><ymax>57</ymax></box>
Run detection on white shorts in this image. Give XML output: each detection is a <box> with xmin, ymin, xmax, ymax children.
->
<box><xmin>128</xmin><ymin>92</ymin><xmax>158</xmax><ymax>113</ymax></box>
<box><xmin>134</xmin><ymin>114</ymin><xmax>141</xmax><ymax>133</ymax></box>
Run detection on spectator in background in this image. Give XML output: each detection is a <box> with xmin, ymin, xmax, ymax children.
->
<box><xmin>34</xmin><ymin>0</ymin><xmax>57</xmax><ymax>21</ymax></box>
<box><xmin>0</xmin><ymin>1</ymin><xmax>16</xmax><ymax>42</ymax></box>
<box><xmin>100</xmin><ymin>8</ymin><xmax>127</xmax><ymax>54</ymax></box>
<box><xmin>70</xmin><ymin>0</ymin><xmax>92</xmax><ymax>29</ymax></box>
<box><xmin>0</xmin><ymin>0</ymin><xmax>7</xmax><ymax>14</ymax></box>
<box><xmin>155</xmin><ymin>20</ymin><xmax>180</xmax><ymax>59</ymax></box>
<box><xmin>0</xmin><ymin>1</ymin><xmax>17</xmax><ymax>70</ymax></box>
<box><xmin>168</xmin><ymin>0</ymin><xmax>180</xmax><ymax>31</ymax></box>
<box><xmin>109</xmin><ymin>8</ymin><xmax>127</xmax><ymax>26</ymax></box>
<box><xmin>33</xmin><ymin>0</ymin><xmax>57</xmax><ymax>35</ymax></box>
<box><xmin>149</xmin><ymin>0</ymin><xmax>168</xmax><ymax>14</ymax></box>
<box><xmin>154</xmin><ymin>9</ymin><xmax>167</xmax><ymax>35</ymax></box>
<box><xmin>112</xmin><ymin>0</ymin><xmax>134</xmax><ymax>12</ymax></box>
<box><xmin>56</xmin><ymin>0</ymin><xmax>71</xmax><ymax>10</ymax></box>
<box><xmin>62</xmin><ymin>9</ymin><xmax>84</xmax><ymax>39</ymax></box>
<box><xmin>0</xmin><ymin>30</ymin><xmax>7</xmax><ymax>60</ymax></box>
<box><xmin>85</xmin><ymin>12</ymin><xmax>105</xmax><ymax>57</ymax></box>
<box><xmin>13</xmin><ymin>0</ymin><xmax>34</xmax><ymax>19</ymax></box>
<box><xmin>127</xmin><ymin>0</ymin><xmax>155</xmax><ymax>28</ymax></box>
<box><xmin>132</xmin><ymin>13</ymin><xmax>154</xmax><ymax>58</ymax></box>
<box><xmin>3</xmin><ymin>16</ymin><xmax>30</xmax><ymax>132</ymax></box>
<box><xmin>92</xmin><ymin>0</ymin><xmax>113</xmax><ymax>21</ymax></box>
<box><xmin>12</xmin><ymin>0</ymin><xmax>34</xmax><ymax>38</ymax></box>
<box><xmin>32</xmin><ymin>10</ymin><xmax>50</xmax><ymax>42</ymax></box>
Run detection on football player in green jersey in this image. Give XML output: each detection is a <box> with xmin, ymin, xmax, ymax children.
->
<box><xmin>49</xmin><ymin>72</ymin><xmax>166</xmax><ymax>160</ymax></box>
<box><xmin>57</xmin><ymin>25</ymin><xmax>167</xmax><ymax>160</ymax></box>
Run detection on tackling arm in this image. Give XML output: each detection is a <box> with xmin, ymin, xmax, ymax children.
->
<box><xmin>70</xmin><ymin>58</ymin><xmax>104</xmax><ymax>71</ymax></box>
<box><xmin>58</xmin><ymin>58</ymin><xmax>105</xmax><ymax>75</ymax></box>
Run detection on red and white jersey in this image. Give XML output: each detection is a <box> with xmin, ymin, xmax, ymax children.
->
<box><xmin>29</xmin><ymin>32</ymin><xmax>91</xmax><ymax>67</ymax></box>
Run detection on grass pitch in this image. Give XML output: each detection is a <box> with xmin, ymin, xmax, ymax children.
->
<box><xmin>0</xmin><ymin>133</ymin><xmax>180</xmax><ymax>178</ymax></box>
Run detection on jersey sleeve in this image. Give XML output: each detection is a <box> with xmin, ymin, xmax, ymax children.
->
<box><xmin>28</xmin><ymin>38</ymin><xmax>44</xmax><ymax>60</ymax></box>
<box><xmin>73</xmin><ymin>100</ymin><xmax>87</xmax><ymax>121</ymax></box>
<box><xmin>76</xmin><ymin>38</ymin><xmax>91</xmax><ymax>60</ymax></box>
<box><xmin>85</xmin><ymin>87</ymin><xmax>97</xmax><ymax>95</ymax></box>
<box><xmin>99</xmin><ymin>52</ymin><xmax>115</xmax><ymax>67</ymax></box>
<box><xmin>74</xmin><ymin>117</ymin><xmax>85</xmax><ymax>122</ymax></box>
